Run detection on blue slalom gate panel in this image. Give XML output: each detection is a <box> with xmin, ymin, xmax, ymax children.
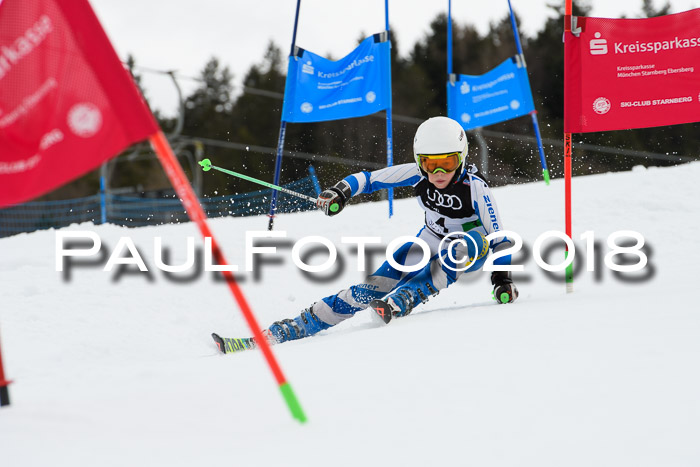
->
<box><xmin>282</xmin><ymin>34</ymin><xmax>391</xmax><ymax>123</ymax></box>
<box><xmin>447</xmin><ymin>56</ymin><xmax>535</xmax><ymax>130</ymax></box>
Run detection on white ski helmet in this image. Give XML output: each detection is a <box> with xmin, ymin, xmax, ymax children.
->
<box><xmin>413</xmin><ymin>116</ymin><xmax>468</xmax><ymax>176</ymax></box>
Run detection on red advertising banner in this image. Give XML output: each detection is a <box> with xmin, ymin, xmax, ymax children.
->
<box><xmin>564</xmin><ymin>9</ymin><xmax>700</xmax><ymax>133</ymax></box>
<box><xmin>0</xmin><ymin>0</ymin><xmax>158</xmax><ymax>207</ymax></box>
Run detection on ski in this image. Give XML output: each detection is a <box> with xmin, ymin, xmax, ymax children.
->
<box><xmin>211</xmin><ymin>333</ymin><xmax>257</xmax><ymax>354</ymax></box>
<box><xmin>369</xmin><ymin>299</ymin><xmax>393</xmax><ymax>324</ymax></box>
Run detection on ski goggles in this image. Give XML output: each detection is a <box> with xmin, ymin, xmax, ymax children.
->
<box><xmin>417</xmin><ymin>152</ymin><xmax>462</xmax><ymax>174</ymax></box>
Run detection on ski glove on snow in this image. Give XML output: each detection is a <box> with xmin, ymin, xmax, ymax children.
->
<box><xmin>317</xmin><ymin>180</ymin><xmax>352</xmax><ymax>217</ymax></box>
<box><xmin>491</xmin><ymin>271</ymin><xmax>519</xmax><ymax>304</ymax></box>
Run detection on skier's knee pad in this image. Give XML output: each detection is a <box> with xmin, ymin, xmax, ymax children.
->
<box><xmin>439</xmin><ymin>230</ymin><xmax>487</xmax><ymax>270</ymax></box>
<box><xmin>462</xmin><ymin>230</ymin><xmax>489</xmax><ymax>263</ymax></box>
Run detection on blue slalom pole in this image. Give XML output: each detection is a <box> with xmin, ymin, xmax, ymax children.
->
<box><xmin>507</xmin><ymin>0</ymin><xmax>525</xmax><ymax>55</ymax></box>
<box><xmin>447</xmin><ymin>0</ymin><xmax>453</xmax><ymax>76</ymax></box>
<box><xmin>99</xmin><ymin>176</ymin><xmax>106</xmax><ymax>224</ymax></box>
<box><xmin>385</xmin><ymin>0</ymin><xmax>394</xmax><ymax>218</ymax></box>
<box><xmin>446</xmin><ymin>0</ymin><xmax>454</xmax><ymax>117</ymax></box>
<box><xmin>99</xmin><ymin>167</ymin><xmax>107</xmax><ymax>224</ymax></box>
<box><xmin>529</xmin><ymin>110</ymin><xmax>549</xmax><ymax>183</ymax></box>
<box><xmin>507</xmin><ymin>0</ymin><xmax>550</xmax><ymax>185</ymax></box>
<box><xmin>268</xmin><ymin>122</ymin><xmax>287</xmax><ymax>231</ymax></box>
<box><xmin>308</xmin><ymin>164</ymin><xmax>322</xmax><ymax>196</ymax></box>
<box><xmin>268</xmin><ymin>0</ymin><xmax>302</xmax><ymax>230</ymax></box>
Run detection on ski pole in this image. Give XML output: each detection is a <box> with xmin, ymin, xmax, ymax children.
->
<box><xmin>198</xmin><ymin>159</ymin><xmax>342</xmax><ymax>214</ymax></box>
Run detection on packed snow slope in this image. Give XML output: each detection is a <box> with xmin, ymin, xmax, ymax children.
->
<box><xmin>1</xmin><ymin>162</ymin><xmax>699</xmax><ymax>467</ymax></box>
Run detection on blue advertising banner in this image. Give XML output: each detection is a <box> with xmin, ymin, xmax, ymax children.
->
<box><xmin>282</xmin><ymin>34</ymin><xmax>391</xmax><ymax>123</ymax></box>
<box><xmin>447</xmin><ymin>56</ymin><xmax>535</xmax><ymax>130</ymax></box>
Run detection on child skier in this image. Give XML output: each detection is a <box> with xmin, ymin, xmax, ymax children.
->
<box><xmin>213</xmin><ymin>116</ymin><xmax>518</xmax><ymax>353</ymax></box>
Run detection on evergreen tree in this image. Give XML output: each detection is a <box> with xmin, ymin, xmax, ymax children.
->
<box><xmin>641</xmin><ymin>0</ymin><xmax>671</xmax><ymax>17</ymax></box>
<box><xmin>180</xmin><ymin>57</ymin><xmax>237</xmax><ymax>195</ymax></box>
<box><xmin>183</xmin><ymin>57</ymin><xmax>235</xmax><ymax>138</ymax></box>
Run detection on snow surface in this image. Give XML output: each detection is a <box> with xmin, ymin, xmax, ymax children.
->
<box><xmin>1</xmin><ymin>163</ymin><xmax>699</xmax><ymax>466</ymax></box>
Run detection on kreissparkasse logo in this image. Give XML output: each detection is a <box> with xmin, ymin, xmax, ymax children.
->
<box><xmin>589</xmin><ymin>32</ymin><xmax>608</xmax><ymax>55</ymax></box>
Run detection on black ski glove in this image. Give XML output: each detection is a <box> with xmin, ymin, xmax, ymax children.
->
<box><xmin>491</xmin><ymin>271</ymin><xmax>519</xmax><ymax>304</ymax></box>
<box><xmin>317</xmin><ymin>180</ymin><xmax>352</xmax><ymax>217</ymax></box>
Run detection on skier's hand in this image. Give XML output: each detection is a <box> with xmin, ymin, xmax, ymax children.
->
<box><xmin>317</xmin><ymin>180</ymin><xmax>352</xmax><ymax>217</ymax></box>
<box><xmin>494</xmin><ymin>281</ymin><xmax>518</xmax><ymax>304</ymax></box>
<box><xmin>491</xmin><ymin>271</ymin><xmax>519</xmax><ymax>304</ymax></box>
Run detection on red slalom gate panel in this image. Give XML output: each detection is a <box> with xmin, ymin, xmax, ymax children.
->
<box><xmin>0</xmin><ymin>0</ymin><xmax>158</xmax><ymax>207</ymax></box>
<box><xmin>564</xmin><ymin>9</ymin><xmax>700</xmax><ymax>133</ymax></box>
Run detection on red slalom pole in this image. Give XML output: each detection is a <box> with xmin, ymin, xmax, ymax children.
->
<box><xmin>564</xmin><ymin>0</ymin><xmax>574</xmax><ymax>293</ymax></box>
<box><xmin>564</xmin><ymin>132</ymin><xmax>573</xmax><ymax>292</ymax></box>
<box><xmin>0</xmin><ymin>329</ymin><xmax>11</xmax><ymax>407</ymax></box>
<box><xmin>148</xmin><ymin>131</ymin><xmax>306</xmax><ymax>423</ymax></box>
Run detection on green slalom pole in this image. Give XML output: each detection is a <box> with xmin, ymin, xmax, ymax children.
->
<box><xmin>279</xmin><ymin>383</ymin><xmax>306</xmax><ymax>423</ymax></box>
<box><xmin>565</xmin><ymin>250</ymin><xmax>574</xmax><ymax>293</ymax></box>
<box><xmin>199</xmin><ymin>159</ymin><xmax>340</xmax><ymax>214</ymax></box>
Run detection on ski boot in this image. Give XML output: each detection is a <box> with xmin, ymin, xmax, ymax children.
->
<box><xmin>268</xmin><ymin>307</ymin><xmax>331</xmax><ymax>343</ymax></box>
<box><xmin>369</xmin><ymin>281</ymin><xmax>439</xmax><ymax>324</ymax></box>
